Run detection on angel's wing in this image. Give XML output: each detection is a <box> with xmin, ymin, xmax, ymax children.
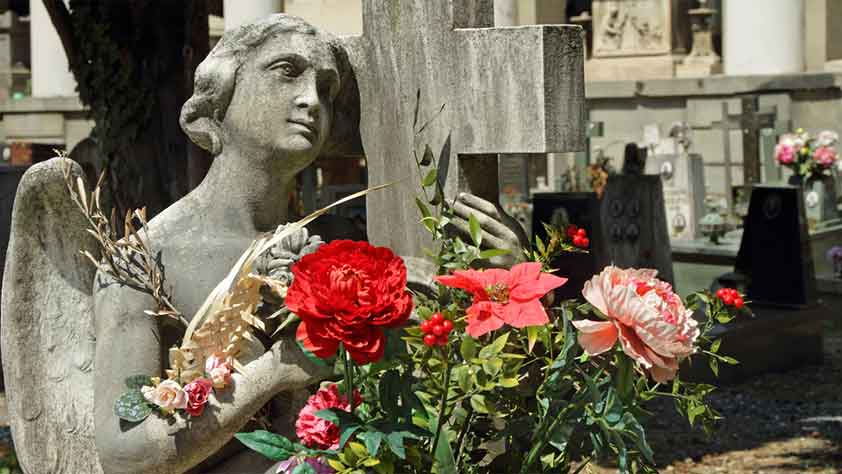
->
<box><xmin>1</xmin><ymin>158</ymin><xmax>103</xmax><ymax>473</ymax></box>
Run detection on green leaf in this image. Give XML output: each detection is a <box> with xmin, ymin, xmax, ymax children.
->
<box><xmin>481</xmin><ymin>357</ymin><xmax>503</xmax><ymax>377</ymax></box>
<box><xmin>478</xmin><ymin>248</ymin><xmax>511</xmax><ymax>260</ymax></box>
<box><xmin>234</xmin><ymin>430</ymin><xmax>295</xmax><ymax>461</ymax></box>
<box><xmin>422</xmin><ymin>168</ymin><xmax>438</xmax><ymax>187</ymax></box>
<box><xmin>710</xmin><ymin>339</ymin><xmax>722</xmax><ymax>354</ymax></box>
<box><xmin>499</xmin><ymin>377</ymin><xmax>519</xmax><ymax>388</ymax></box>
<box><xmin>292</xmin><ymin>462</ymin><xmax>317</xmax><ymax>474</ymax></box>
<box><xmin>386</xmin><ymin>432</ymin><xmax>408</xmax><ymax>459</ymax></box>
<box><xmin>454</xmin><ymin>365</ymin><xmax>472</xmax><ymax>393</ymax></box>
<box><xmin>113</xmin><ymin>389</ymin><xmax>153</xmax><ymax>423</ymax></box>
<box><xmin>124</xmin><ymin>375</ymin><xmax>153</xmax><ymax>390</ymax></box>
<box><xmin>470</xmin><ymin>394</ymin><xmax>490</xmax><ymax>414</ymax></box>
<box><xmin>479</xmin><ymin>332</ymin><xmax>509</xmax><ymax>359</ymax></box>
<box><xmin>357</xmin><ymin>431</ymin><xmax>384</xmax><ymax>457</ymax></box>
<box><xmin>400</xmin><ymin>381</ymin><xmax>426</xmax><ymax>419</ymax></box>
<box><xmin>460</xmin><ymin>336</ymin><xmax>478</xmax><ymax>360</ymax></box>
<box><xmin>415</xmin><ymin>197</ymin><xmax>432</xmax><ymax>220</ymax></box>
<box><xmin>720</xmin><ymin>356</ymin><xmax>739</xmax><ymax>365</ymax></box>
<box><xmin>430</xmin><ymin>416</ymin><xmax>457</xmax><ymax>474</ymax></box>
<box><xmin>527</xmin><ymin>326</ymin><xmax>540</xmax><ymax>354</ymax></box>
<box><xmin>709</xmin><ymin>357</ymin><xmax>719</xmax><ymax>377</ymax></box>
<box><xmin>468</xmin><ymin>213</ymin><xmax>482</xmax><ymax>247</ymax></box>
<box><xmin>378</xmin><ymin>370</ymin><xmax>402</xmax><ymax>419</ymax></box>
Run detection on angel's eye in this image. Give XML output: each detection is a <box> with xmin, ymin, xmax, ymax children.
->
<box><xmin>272</xmin><ymin>61</ymin><xmax>299</xmax><ymax>77</ymax></box>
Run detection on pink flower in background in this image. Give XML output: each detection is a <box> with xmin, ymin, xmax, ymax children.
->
<box><xmin>205</xmin><ymin>354</ymin><xmax>233</xmax><ymax>389</ymax></box>
<box><xmin>812</xmin><ymin>146</ymin><xmax>837</xmax><ymax>168</ymax></box>
<box><xmin>141</xmin><ymin>379</ymin><xmax>187</xmax><ymax>413</ymax></box>
<box><xmin>296</xmin><ymin>384</ymin><xmax>362</xmax><ymax>450</ymax></box>
<box><xmin>435</xmin><ymin>262</ymin><xmax>567</xmax><ymax>337</ymax></box>
<box><xmin>572</xmin><ymin>266</ymin><xmax>699</xmax><ymax>383</ymax></box>
<box><xmin>775</xmin><ymin>142</ymin><xmax>796</xmax><ymax>165</ymax></box>
<box><xmin>183</xmin><ymin>377</ymin><xmax>213</xmax><ymax>417</ymax></box>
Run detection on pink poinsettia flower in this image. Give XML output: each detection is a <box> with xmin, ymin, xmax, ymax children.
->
<box><xmin>572</xmin><ymin>266</ymin><xmax>699</xmax><ymax>383</ymax></box>
<box><xmin>435</xmin><ymin>262</ymin><xmax>567</xmax><ymax>337</ymax></box>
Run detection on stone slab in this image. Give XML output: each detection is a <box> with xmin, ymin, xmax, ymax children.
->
<box><xmin>3</xmin><ymin>112</ymin><xmax>64</xmax><ymax>140</ymax></box>
<box><xmin>0</xmin><ymin>96</ymin><xmax>86</xmax><ymax>113</ymax></box>
<box><xmin>585</xmin><ymin>54</ymin><xmax>676</xmax><ymax>81</ymax></box>
<box><xmin>683</xmin><ymin>303</ymin><xmax>828</xmax><ymax>384</ymax></box>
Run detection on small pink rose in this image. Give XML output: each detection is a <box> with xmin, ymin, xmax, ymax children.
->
<box><xmin>813</xmin><ymin>146</ymin><xmax>837</xmax><ymax>167</ymax></box>
<box><xmin>183</xmin><ymin>377</ymin><xmax>213</xmax><ymax>417</ymax></box>
<box><xmin>141</xmin><ymin>379</ymin><xmax>187</xmax><ymax>413</ymax></box>
<box><xmin>205</xmin><ymin>354</ymin><xmax>233</xmax><ymax>389</ymax></box>
<box><xmin>775</xmin><ymin>143</ymin><xmax>795</xmax><ymax>165</ymax></box>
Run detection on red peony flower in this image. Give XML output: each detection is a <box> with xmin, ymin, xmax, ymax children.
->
<box><xmin>285</xmin><ymin>240</ymin><xmax>413</xmax><ymax>364</ymax></box>
<box><xmin>435</xmin><ymin>262</ymin><xmax>567</xmax><ymax>337</ymax></box>
<box><xmin>183</xmin><ymin>377</ymin><xmax>213</xmax><ymax>417</ymax></box>
<box><xmin>295</xmin><ymin>384</ymin><xmax>362</xmax><ymax>450</ymax></box>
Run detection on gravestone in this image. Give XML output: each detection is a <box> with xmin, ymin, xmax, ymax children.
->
<box><xmin>645</xmin><ymin>153</ymin><xmax>706</xmax><ymax>240</ymax></box>
<box><xmin>600</xmin><ymin>174</ymin><xmax>674</xmax><ymax>283</ymax></box>
<box><xmin>531</xmin><ymin>192</ymin><xmax>607</xmax><ymax>299</ymax></box>
<box><xmin>733</xmin><ymin>185</ymin><xmax>816</xmax><ymax>307</ymax></box>
<box><xmin>711</xmin><ymin>96</ymin><xmax>776</xmax><ymax>191</ymax></box>
<box><xmin>343</xmin><ymin>0</ymin><xmax>586</xmax><ymax>259</ymax></box>
<box><xmin>587</xmin><ymin>0</ymin><xmax>690</xmax><ymax>80</ymax></box>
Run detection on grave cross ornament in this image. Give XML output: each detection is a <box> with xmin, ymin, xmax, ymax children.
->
<box><xmin>711</xmin><ymin>96</ymin><xmax>776</xmax><ymax>189</ymax></box>
<box><xmin>343</xmin><ymin>0</ymin><xmax>586</xmax><ymax>257</ymax></box>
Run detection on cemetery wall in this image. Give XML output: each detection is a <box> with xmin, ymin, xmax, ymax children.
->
<box><xmin>586</xmin><ymin>72</ymin><xmax>842</xmax><ymax>200</ymax></box>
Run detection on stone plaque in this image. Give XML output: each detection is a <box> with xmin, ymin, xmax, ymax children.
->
<box><xmin>645</xmin><ymin>153</ymin><xmax>706</xmax><ymax>240</ymax></box>
<box><xmin>592</xmin><ymin>0</ymin><xmax>671</xmax><ymax>57</ymax></box>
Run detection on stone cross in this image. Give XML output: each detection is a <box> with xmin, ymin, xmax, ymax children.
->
<box><xmin>342</xmin><ymin>0</ymin><xmax>586</xmax><ymax>258</ymax></box>
<box><xmin>710</xmin><ymin>97</ymin><xmax>777</xmax><ymax>213</ymax></box>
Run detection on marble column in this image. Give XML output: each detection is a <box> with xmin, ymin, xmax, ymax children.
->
<box><xmin>224</xmin><ymin>0</ymin><xmax>283</xmax><ymax>30</ymax></box>
<box><xmin>723</xmin><ymin>0</ymin><xmax>804</xmax><ymax>75</ymax></box>
<box><xmin>30</xmin><ymin>0</ymin><xmax>76</xmax><ymax>97</ymax></box>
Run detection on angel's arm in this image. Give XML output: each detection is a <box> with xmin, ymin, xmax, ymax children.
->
<box><xmin>93</xmin><ymin>277</ymin><xmax>328</xmax><ymax>474</ymax></box>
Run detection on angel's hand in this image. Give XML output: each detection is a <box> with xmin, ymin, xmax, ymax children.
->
<box><xmin>450</xmin><ymin>193</ymin><xmax>528</xmax><ymax>267</ymax></box>
<box><xmin>255</xmin><ymin>225</ymin><xmax>323</xmax><ymax>283</ymax></box>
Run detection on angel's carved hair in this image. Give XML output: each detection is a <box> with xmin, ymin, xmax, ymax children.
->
<box><xmin>180</xmin><ymin>14</ymin><xmax>358</xmax><ymax>156</ymax></box>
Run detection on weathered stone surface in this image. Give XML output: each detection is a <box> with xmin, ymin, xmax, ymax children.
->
<box><xmin>343</xmin><ymin>0</ymin><xmax>586</xmax><ymax>258</ymax></box>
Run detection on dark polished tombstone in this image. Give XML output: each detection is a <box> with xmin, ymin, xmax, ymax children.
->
<box><xmin>0</xmin><ymin>165</ymin><xmax>28</xmax><ymax>389</ymax></box>
<box><xmin>688</xmin><ymin>184</ymin><xmax>827</xmax><ymax>383</ymax></box>
<box><xmin>734</xmin><ymin>185</ymin><xmax>816</xmax><ymax>307</ymax></box>
<box><xmin>531</xmin><ymin>192</ymin><xmax>607</xmax><ymax>300</ymax></box>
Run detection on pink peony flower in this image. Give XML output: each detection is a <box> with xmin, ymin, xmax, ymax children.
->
<box><xmin>813</xmin><ymin>146</ymin><xmax>837</xmax><ymax>168</ymax></box>
<box><xmin>205</xmin><ymin>354</ymin><xmax>233</xmax><ymax>389</ymax></box>
<box><xmin>295</xmin><ymin>384</ymin><xmax>362</xmax><ymax>450</ymax></box>
<box><xmin>141</xmin><ymin>379</ymin><xmax>187</xmax><ymax>413</ymax></box>
<box><xmin>775</xmin><ymin>143</ymin><xmax>795</xmax><ymax>165</ymax></box>
<box><xmin>277</xmin><ymin>457</ymin><xmax>334</xmax><ymax>474</ymax></box>
<box><xmin>434</xmin><ymin>262</ymin><xmax>567</xmax><ymax>337</ymax></box>
<box><xmin>572</xmin><ymin>266</ymin><xmax>700</xmax><ymax>383</ymax></box>
<box><xmin>183</xmin><ymin>377</ymin><xmax>213</xmax><ymax>417</ymax></box>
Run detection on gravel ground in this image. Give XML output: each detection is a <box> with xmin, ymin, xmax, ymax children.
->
<box><xmin>590</xmin><ymin>328</ymin><xmax>842</xmax><ymax>474</ymax></box>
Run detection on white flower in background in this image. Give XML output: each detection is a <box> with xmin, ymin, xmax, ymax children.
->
<box><xmin>817</xmin><ymin>130</ymin><xmax>839</xmax><ymax>147</ymax></box>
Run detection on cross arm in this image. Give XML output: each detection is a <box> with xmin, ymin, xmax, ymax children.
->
<box><xmin>452</xmin><ymin>25</ymin><xmax>586</xmax><ymax>154</ymax></box>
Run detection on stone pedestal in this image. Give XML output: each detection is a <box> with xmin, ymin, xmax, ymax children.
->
<box><xmin>723</xmin><ymin>0</ymin><xmax>805</xmax><ymax>75</ymax></box>
<box><xmin>676</xmin><ymin>2</ymin><xmax>722</xmax><ymax>78</ymax></box>
<box><xmin>30</xmin><ymin>0</ymin><xmax>76</xmax><ymax>97</ymax></box>
<box><xmin>223</xmin><ymin>0</ymin><xmax>282</xmax><ymax>30</ymax></box>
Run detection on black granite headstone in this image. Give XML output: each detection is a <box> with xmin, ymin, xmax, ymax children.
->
<box><xmin>733</xmin><ymin>184</ymin><xmax>816</xmax><ymax>307</ymax></box>
<box><xmin>531</xmin><ymin>192</ymin><xmax>607</xmax><ymax>299</ymax></box>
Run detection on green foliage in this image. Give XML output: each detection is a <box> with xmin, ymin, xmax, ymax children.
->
<box><xmin>113</xmin><ymin>389</ymin><xmax>153</xmax><ymax>423</ymax></box>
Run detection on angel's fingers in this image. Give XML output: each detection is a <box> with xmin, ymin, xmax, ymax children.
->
<box><xmin>448</xmin><ymin>217</ymin><xmax>511</xmax><ymax>250</ymax></box>
<box><xmin>452</xmin><ymin>200</ymin><xmax>516</xmax><ymax>240</ymax></box>
<box><xmin>457</xmin><ymin>193</ymin><xmax>501</xmax><ymax>220</ymax></box>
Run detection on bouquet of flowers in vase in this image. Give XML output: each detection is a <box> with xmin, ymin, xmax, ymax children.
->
<box><xmin>775</xmin><ymin>129</ymin><xmax>840</xmax><ymax>182</ymax></box>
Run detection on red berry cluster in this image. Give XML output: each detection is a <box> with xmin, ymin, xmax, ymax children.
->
<box><xmin>420</xmin><ymin>313</ymin><xmax>453</xmax><ymax>347</ymax></box>
<box><xmin>566</xmin><ymin>224</ymin><xmax>590</xmax><ymax>249</ymax></box>
<box><xmin>716</xmin><ymin>287</ymin><xmax>744</xmax><ymax>309</ymax></box>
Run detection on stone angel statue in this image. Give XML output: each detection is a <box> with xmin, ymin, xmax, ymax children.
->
<box><xmin>1</xmin><ymin>14</ymin><xmax>524</xmax><ymax>474</ymax></box>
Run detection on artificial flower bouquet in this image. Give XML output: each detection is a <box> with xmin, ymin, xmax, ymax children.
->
<box><xmin>775</xmin><ymin>129</ymin><xmax>840</xmax><ymax>181</ymax></box>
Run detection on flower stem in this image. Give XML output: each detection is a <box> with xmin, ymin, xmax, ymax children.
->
<box><xmin>430</xmin><ymin>347</ymin><xmax>452</xmax><ymax>466</ymax></box>
<box><xmin>343</xmin><ymin>347</ymin><xmax>355</xmax><ymax>415</ymax></box>
<box><xmin>454</xmin><ymin>407</ymin><xmax>474</xmax><ymax>471</ymax></box>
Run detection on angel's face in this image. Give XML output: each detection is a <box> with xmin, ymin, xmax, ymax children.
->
<box><xmin>222</xmin><ymin>32</ymin><xmax>340</xmax><ymax>168</ymax></box>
